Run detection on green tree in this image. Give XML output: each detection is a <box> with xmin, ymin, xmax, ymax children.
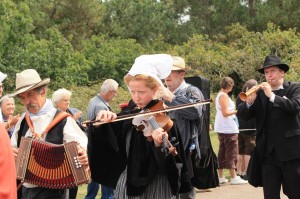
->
<box><xmin>102</xmin><ymin>0</ymin><xmax>185</xmax><ymax>44</ymax></box>
<box><xmin>253</xmin><ymin>0</ymin><xmax>300</xmax><ymax>31</ymax></box>
<box><xmin>0</xmin><ymin>0</ymin><xmax>35</xmax><ymax>89</ymax></box>
<box><xmin>173</xmin><ymin>23</ymin><xmax>300</xmax><ymax>94</ymax></box>
<box><xmin>24</xmin><ymin>28</ymin><xmax>90</xmax><ymax>89</ymax></box>
<box><xmin>82</xmin><ymin>35</ymin><xmax>144</xmax><ymax>84</ymax></box>
<box><xmin>25</xmin><ymin>0</ymin><xmax>105</xmax><ymax>50</ymax></box>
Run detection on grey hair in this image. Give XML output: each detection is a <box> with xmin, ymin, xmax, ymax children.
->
<box><xmin>0</xmin><ymin>95</ymin><xmax>15</xmax><ymax>107</ymax></box>
<box><xmin>100</xmin><ymin>79</ymin><xmax>119</xmax><ymax>94</ymax></box>
<box><xmin>35</xmin><ymin>85</ymin><xmax>48</xmax><ymax>93</ymax></box>
<box><xmin>52</xmin><ymin>88</ymin><xmax>72</xmax><ymax>107</ymax></box>
<box><xmin>242</xmin><ymin>79</ymin><xmax>258</xmax><ymax>92</ymax></box>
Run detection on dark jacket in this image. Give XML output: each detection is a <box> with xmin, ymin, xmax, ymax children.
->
<box><xmin>236</xmin><ymin>96</ymin><xmax>257</xmax><ymax>136</ymax></box>
<box><xmin>238</xmin><ymin>81</ymin><xmax>300</xmax><ymax>162</ymax></box>
<box><xmin>88</xmin><ymin>100</ymin><xmax>192</xmax><ymax>196</ymax></box>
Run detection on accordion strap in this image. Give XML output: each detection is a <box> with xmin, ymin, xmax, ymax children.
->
<box><xmin>25</xmin><ymin>111</ymin><xmax>71</xmax><ymax>138</ymax></box>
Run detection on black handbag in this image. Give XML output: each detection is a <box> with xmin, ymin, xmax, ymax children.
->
<box><xmin>247</xmin><ymin>148</ymin><xmax>263</xmax><ymax>187</ymax></box>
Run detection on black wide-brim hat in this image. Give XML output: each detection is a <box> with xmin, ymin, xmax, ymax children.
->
<box><xmin>257</xmin><ymin>55</ymin><xmax>289</xmax><ymax>74</ymax></box>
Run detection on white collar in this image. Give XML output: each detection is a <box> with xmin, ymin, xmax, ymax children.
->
<box><xmin>27</xmin><ymin>99</ymin><xmax>54</xmax><ymax>117</ymax></box>
<box><xmin>173</xmin><ymin>80</ymin><xmax>188</xmax><ymax>94</ymax></box>
<box><xmin>272</xmin><ymin>85</ymin><xmax>284</xmax><ymax>91</ymax></box>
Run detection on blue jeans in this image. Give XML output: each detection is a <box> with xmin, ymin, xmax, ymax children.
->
<box><xmin>85</xmin><ymin>180</ymin><xmax>114</xmax><ymax>199</ymax></box>
<box><xmin>85</xmin><ymin>180</ymin><xmax>99</xmax><ymax>199</ymax></box>
<box><xmin>101</xmin><ymin>185</ymin><xmax>114</xmax><ymax>199</ymax></box>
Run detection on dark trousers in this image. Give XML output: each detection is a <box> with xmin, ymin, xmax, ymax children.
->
<box><xmin>22</xmin><ymin>187</ymin><xmax>64</xmax><ymax>199</ymax></box>
<box><xmin>69</xmin><ymin>187</ymin><xmax>78</xmax><ymax>199</ymax></box>
<box><xmin>262</xmin><ymin>150</ymin><xmax>300</xmax><ymax>199</ymax></box>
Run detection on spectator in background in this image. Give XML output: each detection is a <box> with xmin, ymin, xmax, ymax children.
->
<box><xmin>52</xmin><ymin>88</ymin><xmax>85</xmax><ymax>199</ymax></box>
<box><xmin>52</xmin><ymin>88</ymin><xmax>85</xmax><ymax>131</ymax></box>
<box><xmin>0</xmin><ymin>95</ymin><xmax>20</xmax><ymax>138</ymax></box>
<box><xmin>85</xmin><ymin>79</ymin><xmax>119</xmax><ymax>199</ymax></box>
<box><xmin>0</xmin><ymin>71</ymin><xmax>7</xmax><ymax>123</ymax></box>
<box><xmin>214</xmin><ymin>77</ymin><xmax>248</xmax><ymax>185</ymax></box>
<box><xmin>236</xmin><ymin>79</ymin><xmax>257</xmax><ymax>180</ymax></box>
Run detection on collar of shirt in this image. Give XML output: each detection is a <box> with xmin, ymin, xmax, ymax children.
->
<box><xmin>97</xmin><ymin>93</ymin><xmax>110</xmax><ymax>109</ymax></box>
<box><xmin>173</xmin><ymin>80</ymin><xmax>188</xmax><ymax>94</ymax></box>
<box><xmin>272</xmin><ymin>85</ymin><xmax>284</xmax><ymax>91</ymax></box>
<box><xmin>28</xmin><ymin>99</ymin><xmax>54</xmax><ymax>117</ymax></box>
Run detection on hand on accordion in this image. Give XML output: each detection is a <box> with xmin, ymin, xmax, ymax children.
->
<box><xmin>77</xmin><ymin>145</ymin><xmax>89</xmax><ymax>171</ymax></box>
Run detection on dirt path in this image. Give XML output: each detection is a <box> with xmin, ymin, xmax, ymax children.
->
<box><xmin>195</xmin><ymin>183</ymin><xmax>288</xmax><ymax>199</ymax></box>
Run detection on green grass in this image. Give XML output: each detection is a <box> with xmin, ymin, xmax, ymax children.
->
<box><xmin>77</xmin><ymin>185</ymin><xmax>88</xmax><ymax>199</ymax></box>
<box><xmin>210</xmin><ymin>131</ymin><xmax>219</xmax><ymax>154</ymax></box>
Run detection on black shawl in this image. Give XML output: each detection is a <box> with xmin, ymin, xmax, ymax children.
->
<box><xmin>88</xmin><ymin>100</ymin><xmax>192</xmax><ymax>196</ymax></box>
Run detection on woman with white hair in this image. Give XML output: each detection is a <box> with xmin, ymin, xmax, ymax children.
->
<box><xmin>0</xmin><ymin>95</ymin><xmax>20</xmax><ymax>138</ymax></box>
<box><xmin>52</xmin><ymin>88</ymin><xmax>83</xmax><ymax>128</ymax></box>
<box><xmin>51</xmin><ymin>88</ymin><xmax>84</xmax><ymax>199</ymax></box>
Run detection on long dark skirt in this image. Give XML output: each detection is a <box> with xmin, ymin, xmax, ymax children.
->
<box><xmin>114</xmin><ymin>169</ymin><xmax>176</xmax><ymax>199</ymax></box>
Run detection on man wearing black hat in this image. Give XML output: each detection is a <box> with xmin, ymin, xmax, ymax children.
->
<box><xmin>238</xmin><ymin>55</ymin><xmax>300</xmax><ymax>198</ymax></box>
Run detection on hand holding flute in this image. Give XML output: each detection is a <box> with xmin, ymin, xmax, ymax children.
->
<box><xmin>239</xmin><ymin>81</ymin><xmax>272</xmax><ymax>104</ymax></box>
<box><xmin>260</xmin><ymin>81</ymin><xmax>273</xmax><ymax>98</ymax></box>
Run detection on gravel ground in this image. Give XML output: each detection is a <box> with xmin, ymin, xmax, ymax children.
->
<box><xmin>195</xmin><ymin>182</ymin><xmax>288</xmax><ymax>199</ymax></box>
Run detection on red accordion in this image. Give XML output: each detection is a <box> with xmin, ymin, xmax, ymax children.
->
<box><xmin>16</xmin><ymin>137</ymin><xmax>90</xmax><ymax>189</ymax></box>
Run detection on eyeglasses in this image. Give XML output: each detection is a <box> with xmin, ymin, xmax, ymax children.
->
<box><xmin>60</xmin><ymin>99</ymin><xmax>70</xmax><ymax>102</ymax></box>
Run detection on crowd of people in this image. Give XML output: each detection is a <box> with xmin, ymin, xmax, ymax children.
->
<box><xmin>0</xmin><ymin>54</ymin><xmax>299</xmax><ymax>199</ymax></box>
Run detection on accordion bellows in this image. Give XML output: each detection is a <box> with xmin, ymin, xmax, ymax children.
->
<box><xmin>16</xmin><ymin>137</ymin><xmax>90</xmax><ymax>189</ymax></box>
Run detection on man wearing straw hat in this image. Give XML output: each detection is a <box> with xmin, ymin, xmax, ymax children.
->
<box><xmin>238</xmin><ymin>55</ymin><xmax>300</xmax><ymax>198</ymax></box>
<box><xmin>162</xmin><ymin>56</ymin><xmax>205</xmax><ymax>199</ymax></box>
<box><xmin>10</xmin><ymin>69</ymin><xmax>88</xmax><ymax>199</ymax></box>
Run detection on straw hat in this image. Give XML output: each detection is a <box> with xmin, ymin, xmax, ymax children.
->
<box><xmin>12</xmin><ymin>69</ymin><xmax>50</xmax><ymax>96</ymax></box>
<box><xmin>172</xmin><ymin>56</ymin><xmax>188</xmax><ymax>71</ymax></box>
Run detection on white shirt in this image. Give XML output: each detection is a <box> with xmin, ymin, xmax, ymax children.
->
<box><xmin>214</xmin><ymin>92</ymin><xmax>239</xmax><ymax>134</ymax></box>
